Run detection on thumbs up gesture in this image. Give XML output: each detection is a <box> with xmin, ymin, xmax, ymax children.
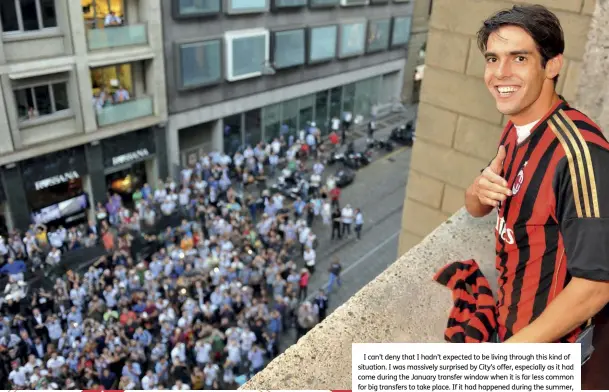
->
<box><xmin>474</xmin><ymin>145</ymin><xmax>511</xmax><ymax>208</ymax></box>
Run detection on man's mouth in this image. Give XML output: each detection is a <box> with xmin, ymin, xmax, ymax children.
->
<box><xmin>495</xmin><ymin>86</ymin><xmax>520</xmax><ymax>98</ymax></box>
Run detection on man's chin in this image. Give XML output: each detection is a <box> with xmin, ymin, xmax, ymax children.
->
<box><xmin>495</xmin><ymin>102</ymin><xmax>520</xmax><ymax>116</ymax></box>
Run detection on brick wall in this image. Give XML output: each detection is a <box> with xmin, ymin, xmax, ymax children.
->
<box><xmin>398</xmin><ymin>0</ymin><xmax>596</xmax><ymax>255</ymax></box>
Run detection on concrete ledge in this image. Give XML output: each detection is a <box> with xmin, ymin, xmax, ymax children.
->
<box><xmin>243</xmin><ymin>208</ymin><xmax>496</xmax><ymax>390</ymax></box>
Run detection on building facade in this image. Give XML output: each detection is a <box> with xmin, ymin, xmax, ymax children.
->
<box><xmin>398</xmin><ymin>0</ymin><xmax>597</xmax><ymax>255</ymax></box>
<box><xmin>0</xmin><ymin>0</ymin><xmax>168</xmax><ymax>233</ymax></box>
<box><xmin>161</xmin><ymin>0</ymin><xmax>414</xmax><ymax>175</ymax></box>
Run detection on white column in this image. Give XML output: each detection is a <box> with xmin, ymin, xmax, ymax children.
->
<box><xmin>146</xmin><ymin>0</ymin><xmax>168</xmax><ymax>122</ymax></box>
<box><xmin>82</xmin><ymin>175</ymin><xmax>97</xmax><ymax>223</ymax></box>
<box><xmin>166</xmin><ymin>118</ymin><xmax>181</xmax><ymax>178</ymax></box>
<box><xmin>66</xmin><ymin>0</ymin><xmax>97</xmax><ymax>133</ymax></box>
<box><xmin>213</xmin><ymin>119</ymin><xmax>224</xmax><ymax>152</ymax></box>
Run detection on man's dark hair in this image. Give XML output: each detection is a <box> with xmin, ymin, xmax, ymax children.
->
<box><xmin>476</xmin><ymin>5</ymin><xmax>565</xmax><ymax>82</ymax></box>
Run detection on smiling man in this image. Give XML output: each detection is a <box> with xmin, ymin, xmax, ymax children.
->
<box><xmin>464</xmin><ymin>5</ymin><xmax>609</xmax><ymax>351</ymax></box>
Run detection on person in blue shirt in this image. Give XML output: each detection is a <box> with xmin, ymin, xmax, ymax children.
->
<box><xmin>0</xmin><ymin>258</ymin><xmax>26</xmax><ymax>280</ymax></box>
<box><xmin>247</xmin><ymin>344</ymin><xmax>266</xmax><ymax>377</ymax></box>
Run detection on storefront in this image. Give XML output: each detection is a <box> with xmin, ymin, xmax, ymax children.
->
<box><xmin>20</xmin><ymin>147</ymin><xmax>90</xmax><ymax>228</ymax></box>
<box><xmin>101</xmin><ymin>128</ymin><xmax>157</xmax><ymax>206</ymax></box>
<box><xmin>221</xmin><ymin>72</ymin><xmax>400</xmax><ymax>153</ymax></box>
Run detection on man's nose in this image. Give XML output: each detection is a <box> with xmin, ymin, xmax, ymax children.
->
<box><xmin>494</xmin><ymin>59</ymin><xmax>512</xmax><ymax>78</ymax></box>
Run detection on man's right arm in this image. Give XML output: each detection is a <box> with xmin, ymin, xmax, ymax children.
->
<box><xmin>465</xmin><ymin>179</ymin><xmax>495</xmax><ymax>218</ymax></box>
<box><xmin>464</xmin><ymin>145</ymin><xmax>511</xmax><ymax>218</ymax></box>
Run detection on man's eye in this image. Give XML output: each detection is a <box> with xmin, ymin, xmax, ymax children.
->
<box><xmin>486</xmin><ymin>57</ymin><xmax>497</xmax><ymax>63</ymax></box>
<box><xmin>515</xmin><ymin>56</ymin><xmax>526</xmax><ymax>62</ymax></box>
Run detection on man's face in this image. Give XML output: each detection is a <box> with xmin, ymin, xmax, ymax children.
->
<box><xmin>483</xmin><ymin>25</ymin><xmax>549</xmax><ymax>118</ymax></box>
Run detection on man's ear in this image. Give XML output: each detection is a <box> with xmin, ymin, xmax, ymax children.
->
<box><xmin>546</xmin><ymin>54</ymin><xmax>563</xmax><ymax>80</ymax></box>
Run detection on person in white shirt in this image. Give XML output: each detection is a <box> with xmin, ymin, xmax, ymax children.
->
<box><xmin>354</xmin><ymin>208</ymin><xmax>364</xmax><ymax>240</ymax></box>
<box><xmin>194</xmin><ymin>339</ymin><xmax>212</xmax><ymax>366</ymax></box>
<box><xmin>160</xmin><ymin>197</ymin><xmax>176</xmax><ymax>216</ymax></box>
<box><xmin>141</xmin><ymin>370</ymin><xmax>158</xmax><ymax>390</ymax></box>
<box><xmin>271</xmin><ymin>138</ymin><xmax>281</xmax><ymax>155</ymax></box>
<box><xmin>8</xmin><ymin>364</ymin><xmax>27</xmax><ymax>388</ymax></box>
<box><xmin>104</xmin><ymin>10</ymin><xmax>122</xmax><ymax>26</ymax></box>
<box><xmin>341</xmin><ymin>204</ymin><xmax>354</xmax><ymax>237</ymax></box>
<box><xmin>331</xmin><ymin>116</ymin><xmax>340</xmax><ymax>133</ymax></box>
<box><xmin>321</xmin><ymin>200</ymin><xmax>332</xmax><ymax>226</ymax></box>
<box><xmin>172</xmin><ymin>380</ymin><xmax>190</xmax><ymax>390</ymax></box>
<box><xmin>46</xmin><ymin>353</ymin><xmax>65</xmax><ymax>374</ymax></box>
<box><xmin>154</xmin><ymin>186</ymin><xmax>167</xmax><ymax>203</ymax></box>
<box><xmin>45</xmin><ymin>247</ymin><xmax>61</xmax><ymax>266</ymax></box>
<box><xmin>309</xmin><ymin>172</ymin><xmax>321</xmax><ymax>196</ymax></box>
<box><xmin>204</xmin><ymin>362</ymin><xmax>220</xmax><ymax>388</ymax></box>
<box><xmin>303</xmin><ymin>246</ymin><xmax>316</xmax><ymax>274</ymax></box>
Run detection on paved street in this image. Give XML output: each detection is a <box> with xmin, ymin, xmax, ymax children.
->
<box><xmin>279</xmin><ymin>140</ymin><xmax>413</xmax><ymax>350</ymax></box>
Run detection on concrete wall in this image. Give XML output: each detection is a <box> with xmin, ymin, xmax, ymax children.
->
<box><xmin>160</xmin><ymin>0</ymin><xmax>413</xmax><ymax>115</ymax></box>
<box><xmin>398</xmin><ymin>0</ymin><xmax>596</xmax><ymax>255</ymax></box>
<box><xmin>243</xmin><ymin>208</ymin><xmax>496</xmax><ymax>389</ymax></box>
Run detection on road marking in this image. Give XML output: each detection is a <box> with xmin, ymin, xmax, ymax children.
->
<box><xmin>356</xmin><ymin>146</ymin><xmax>409</xmax><ymax>174</ymax></box>
<box><xmin>382</xmin><ymin>145</ymin><xmax>409</xmax><ymax>161</ymax></box>
<box><xmin>341</xmin><ymin>231</ymin><xmax>400</xmax><ymax>276</ymax></box>
<box><xmin>306</xmin><ymin>230</ymin><xmax>400</xmax><ymax>300</ymax></box>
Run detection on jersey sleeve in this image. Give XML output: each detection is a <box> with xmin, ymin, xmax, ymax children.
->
<box><xmin>554</xmin><ymin>142</ymin><xmax>609</xmax><ymax>281</ymax></box>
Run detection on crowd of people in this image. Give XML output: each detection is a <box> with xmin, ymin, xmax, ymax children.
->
<box><xmin>0</xmin><ymin>129</ymin><xmax>357</xmax><ymax>390</ymax></box>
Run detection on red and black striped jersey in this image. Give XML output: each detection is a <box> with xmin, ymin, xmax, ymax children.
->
<box><xmin>494</xmin><ymin>98</ymin><xmax>609</xmax><ymax>342</ymax></box>
<box><xmin>434</xmin><ymin>259</ymin><xmax>497</xmax><ymax>343</ymax></box>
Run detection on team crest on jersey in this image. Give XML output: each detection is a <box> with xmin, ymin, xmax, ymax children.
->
<box><xmin>512</xmin><ymin>161</ymin><xmax>527</xmax><ymax>195</ymax></box>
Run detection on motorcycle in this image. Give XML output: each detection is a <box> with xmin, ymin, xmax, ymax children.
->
<box><xmin>390</xmin><ymin>121</ymin><xmax>416</xmax><ymax>147</ymax></box>
<box><xmin>333</xmin><ymin>167</ymin><xmax>356</xmax><ymax>188</ymax></box>
<box><xmin>366</xmin><ymin>137</ymin><xmax>394</xmax><ymax>152</ymax></box>
<box><xmin>346</xmin><ymin>142</ymin><xmax>372</xmax><ymax>169</ymax></box>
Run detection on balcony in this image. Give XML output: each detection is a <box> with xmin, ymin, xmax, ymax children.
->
<box><xmin>96</xmin><ymin>96</ymin><xmax>153</xmax><ymax>127</ymax></box>
<box><xmin>86</xmin><ymin>24</ymin><xmax>148</xmax><ymax>51</ymax></box>
<box><xmin>242</xmin><ymin>208</ymin><xmax>609</xmax><ymax>390</ymax></box>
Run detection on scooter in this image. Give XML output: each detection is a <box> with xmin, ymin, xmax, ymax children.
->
<box><xmin>390</xmin><ymin>121</ymin><xmax>416</xmax><ymax>146</ymax></box>
<box><xmin>366</xmin><ymin>137</ymin><xmax>394</xmax><ymax>152</ymax></box>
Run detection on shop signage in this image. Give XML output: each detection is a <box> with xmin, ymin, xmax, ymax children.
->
<box><xmin>111</xmin><ymin>148</ymin><xmax>150</xmax><ymax>166</ymax></box>
<box><xmin>34</xmin><ymin>171</ymin><xmax>80</xmax><ymax>191</ymax></box>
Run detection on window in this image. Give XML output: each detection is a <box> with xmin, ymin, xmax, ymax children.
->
<box><xmin>14</xmin><ymin>82</ymin><xmax>69</xmax><ymax>122</ymax></box>
<box><xmin>179</xmin><ymin>40</ymin><xmax>222</xmax><ymax>89</ymax></box>
<box><xmin>263</xmin><ymin>103</ymin><xmax>281</xmax><ymax>141</ymax></box>
<box><xmin>244</xmin><ymin>109</ymin><xmax>262</xmax><ymax>146</ymax></box>
<box><xmin>226</xmin><ymin>0</ymin><xmax>269</xmax><ymax>14</ymax></box>
<box><xmin>339</xmin><ymin>22</ymin><xmax>365</xmax><ymax>58</ymax></box>
<box><xmin>314</xmin><ymin>90</ymin><xmax>328</xmax><ymax>133</ymax></box>
<box><xmin>369</xmin><ymin>0</ymin><xmax>388</xmax><ymax>4</ymax></box>
<box><xmin>272</xmin><ymin>29</ymin><xmax>305</xmax><ymax>69</ymax></box>
<box><xmin>367</xmin><ymin>19</ymin><xmax>390</xmax><ymax>53</ymax></box>
<box><xmin>329</xmin><ymin>86</ymin><xmax>342</xmax><ymax>119</ymax></box>
<box><xmin>342</xmin><ymin>83</ymin><xmax>355</xmax><ymax>114</ymax></box>
<box><xmin>392</xmin><ymin>16</ymin><xmax>412</xmax><ymax>47</ymax></box>
<box><xmin>225</xmin><ymin>29</ymin><xmax>269</xmax><ymax>82</ymax></box>
<box><xmin>339</xmin><ymin>0</ymin><xmax>368</xmax><ymax>6</ymax></box>
<box><xmin>90</xmin><ymin>63</ymin><xmax>133</xmax><ymax>98</ymax></box>
<box><xmin>273</xmin><ymin>0</ymin><xmax>306</xmax><ymax>8</ymax></box>
<box><xmin>309</xmin><ymin>0</ymin><xmax>338</xmax><ymax>7</ymax></box>
<box><xmin>176</xmin><ymin>0</ymin><xmax>221</xmax><ymax>16</ymax></box>
<box><xmin>1</xmin><ymin>0</ymin><xmax>57</xmax><ymax>33</ymax></box>
<box><xmin>308</xmin><ymin>25</ymin><xmax>337</xmax><ymax>64</ymax></box>
<box><xmin>223</xmin><ymin>114</ymin><xmax>242</xmax><ymax>154</ymax></box>
<box><xmin>281</xmin><ymin>98</ymin><xmax>298</xmax><ymax>137</ymax></box>
<box><xmin>82</xmin><ymin>0</ymin><xmax>124</xmax><ymax>30</ymax></box>
<box><xmin>298</xmin><ymin>94</ymin><xmax>314</xmax><ymax>130</ymax></box>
